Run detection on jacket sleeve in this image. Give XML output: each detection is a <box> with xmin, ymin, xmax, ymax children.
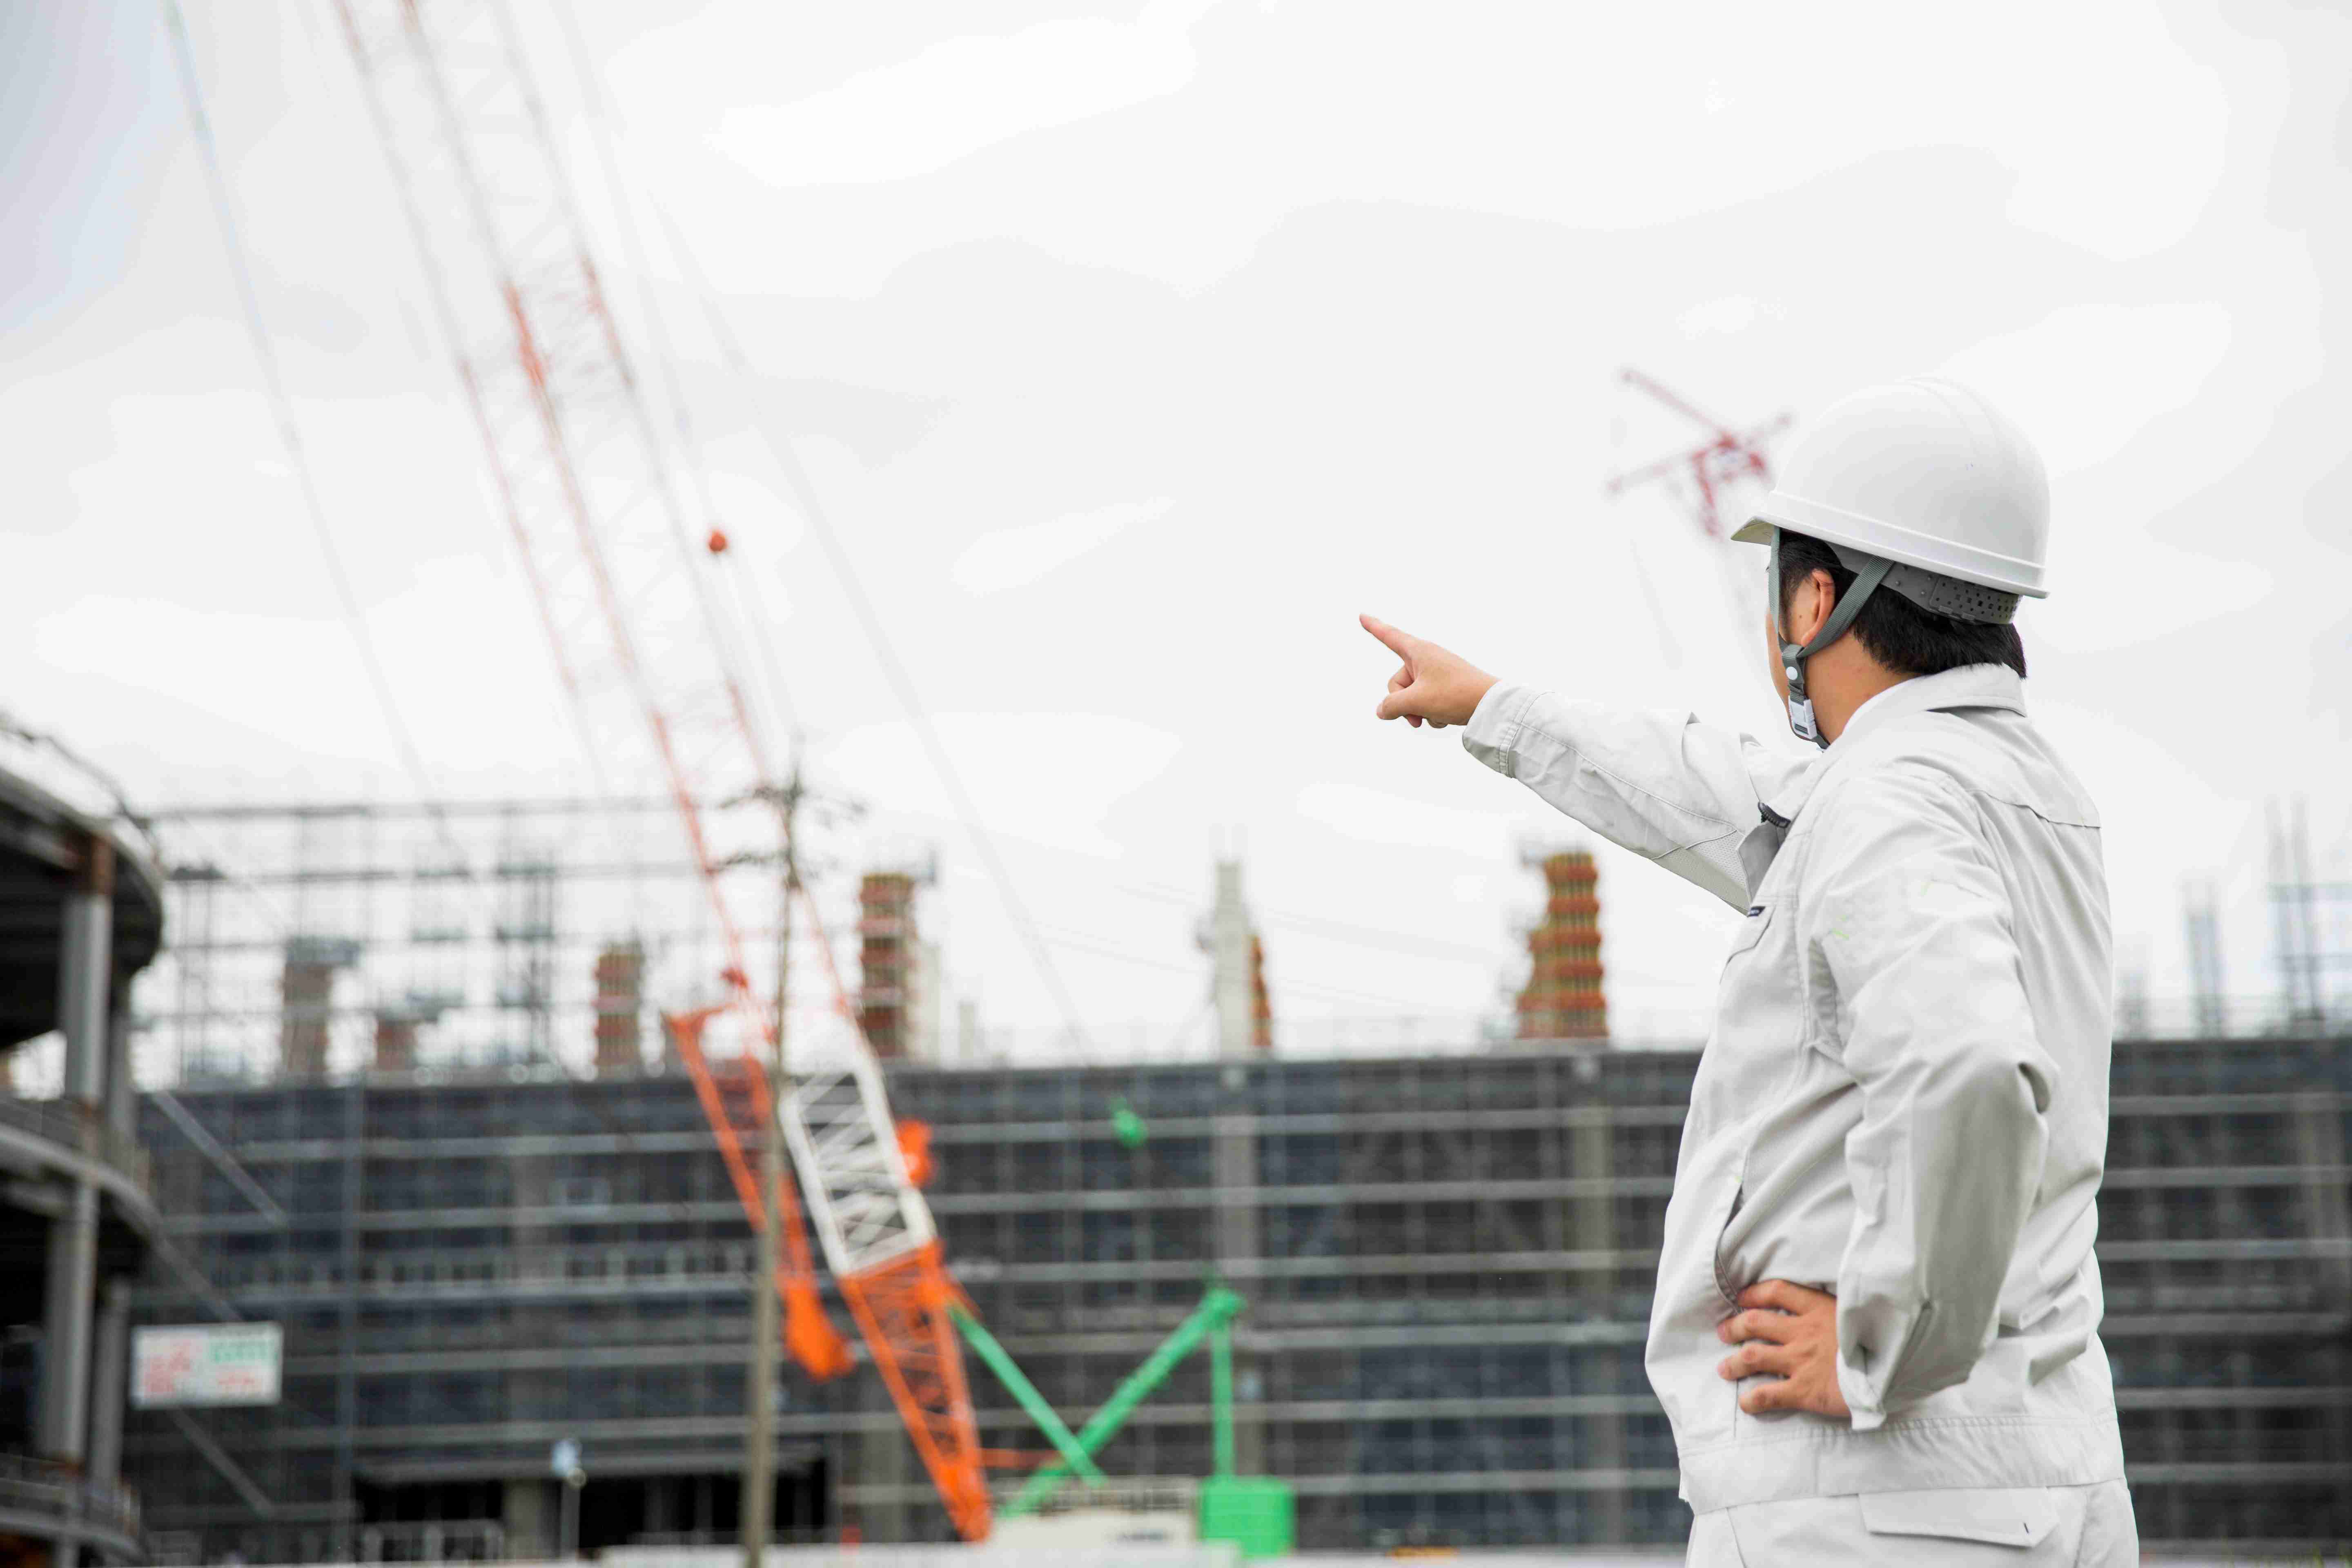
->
<box><xmin>1806</xmin><ymin>768</ymin><xmax>2060</xmax><ymax>1430</ymax></box>
<box><xmin>1460</xmin><ymin>682</ymin><xmax>1809</xmax><ymax>911</ymax></box>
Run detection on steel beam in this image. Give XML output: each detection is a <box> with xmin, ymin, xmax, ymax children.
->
<box><xmin>152</xmin><ymin>1089</ymin><xmax>288</xmax><ymax>1225</ymax></box>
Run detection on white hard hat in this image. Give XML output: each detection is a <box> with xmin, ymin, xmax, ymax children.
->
<box><xmin>1731</xmin><ymin>376</ymin><xmax>2050</xmax><ymax>601</ymax></box>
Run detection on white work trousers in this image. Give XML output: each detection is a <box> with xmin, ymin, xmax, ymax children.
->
<box><xmin>1686</xmin><ymin>1481</ymin><xmax>2138</xmax><ymax>1565</ymax></box>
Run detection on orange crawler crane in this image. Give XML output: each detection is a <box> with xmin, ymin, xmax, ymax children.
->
<box><xmin>667</xmin><ymin>1011</ymin><xmax>855</xmax><ymax>1383</ymax></box>
<box><xmin>335</xmin><ymin>0</ymin><xmax>992</xmax><ymax>1538</ymax></box>
<box><xmin>1517</xmin><ymin>848</ymin><xmax>1607</xmax><ymax>1040</ymax></box>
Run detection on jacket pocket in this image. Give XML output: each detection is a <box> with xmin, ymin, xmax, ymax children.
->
<box><xmin>1711</xmin><ymin>1182</ymin><xmax>1746</xmax><ymax>1309</ymax></box>
<box><xmin>1858</xmin><ymin>1486</ymin><xmax>2060</xmax><ymax>1548</ymax></box>
<box><xmin>1706</xmin><ymin>902</ymin><xmax>1775</xmax><ymax>1307</ymax></box>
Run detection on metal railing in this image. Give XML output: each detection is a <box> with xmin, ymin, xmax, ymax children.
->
<box><xmin>0</xmin><ymin>708</ymin><xmax>167</xmax><ymax>873</ymax></box>
<box><xmin>0</xmin><ymin>1093</ymin><xmax>151</xmax><ymax>1192</ymax></box>
<box><xmin>0</xmin><ymin>1451</ymin><xmax>142</xmax><ymax>1541</ymax></box>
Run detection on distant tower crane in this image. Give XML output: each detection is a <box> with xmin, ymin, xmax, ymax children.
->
<box><xmin>1602</xmin><ymin>368</ymin><xmax>1792</xmax><ymax>540</ymax></box>
<box><xmin>332</xmin><ymin>1</ymin><xmax>991</xmax><ymax>1539</ymax></box>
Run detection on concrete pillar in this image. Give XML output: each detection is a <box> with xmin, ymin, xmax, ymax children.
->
<box><xmin>911</xmin><ymin>940</ymin><xmax>942</xmax><ymax>1062</ymax></box>
<box><xmin>1571</xmin><ymin>1095</ymin><xmax>1626</xmax><ymax>1542</ymax></box>
<box><xmin>1210</xmin><ymin>861</ymin><xmax>1254</xmax><ymax>1058</ymax></box>
<box><xmin>86</xmin><ymin>1281</ymin><xmax>132</xmax><ymax>1486</ymax></box>
<box><xmin>59</xmin><ymin>841</ymin><xmax>113</xmax><ymax>1105</ymax></box>
<box><xmin>1213</xmin><ymin>1062</ymin><xmax>1266</xmax><ymax>1475</ymax></box>
<box><xmin>853</xmin><ymin>1383</ymin><xmax>912</xmax><ymax>1542</ymax></box>
<box><xmin>102</xmin><ymin>1005</ymin><xmax>135</xmax><ymax>1143</ymax></box>
<box><xmin>38</xmin><ymin>838</ymin><xmax>111</xmax><ymax>1465</ymax></box>
<box><xmin>592</xmin><ymin>941</ymin><xmax>645</xmax><ymax>1076</ymax></box>
<box><xmin>504</xmin><ymin>1478</ymin><xmax>555</xmax><ymax>1559</ymax></box>
<box><xmin>39</xmin><ymin>1182</ymin><xmax>99</xmax><ymax>1462</ymax></box>
<box><xmin>2294</xmin><ymin>1092</ymin><xmax>2351</xmax><ymax>1302</ymax></box>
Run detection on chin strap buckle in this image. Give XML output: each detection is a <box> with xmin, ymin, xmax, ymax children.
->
<box><xmin>1780</xmin><ymin>646</ymin><xmax>1826</xmax><ymax>749</ymax></box>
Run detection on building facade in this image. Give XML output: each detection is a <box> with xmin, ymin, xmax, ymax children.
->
<box><xmin>125</xmin><ymin>1035</ymin><xmax>2352</xmax><ymax>1559</ymax></box>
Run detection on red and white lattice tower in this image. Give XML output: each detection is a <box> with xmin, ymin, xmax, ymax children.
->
<box><xmin>1602</xmin><ymin>368</ymin><xmax>1792</xmax><ymax>541</ymax></box>
<box><xmin>332</xmin><ymin>1</ymin><xmax>992</xmax><ymax>1539</ymax></box>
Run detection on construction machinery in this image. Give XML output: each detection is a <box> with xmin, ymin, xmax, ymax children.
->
<box><xmin>323</xmin><ymin>2</ymin><xmax>1299</xmax><ymax>1542</ymax></box>
<box><xmin>331</xmin><ymin>0</ymin><xmax>992</xmax><ymax>1535</ymax></box>
<box><xmin>1602</xmin><ymin>368</ymin><xmax>1791</xmax><ymax>541</ymax></box>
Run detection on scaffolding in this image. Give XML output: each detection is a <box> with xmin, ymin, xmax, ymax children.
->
<box><xmin>135</xmin><ymin>797</ymin><xmax>785</xmax><ymax>1086</ymax></box>
<box><xmin>1516</xmin><ymin>849</ymin><xmax>1606</xmax><ymax>1041</ymax></box>
<box><xmin>855</xmin><ymin>871</ymin><xmax>923</xmax><ymax>1062</ymax></box>
<box><xmin>123</xmin><ymin>1031</ymin><xmax>2352</xmax><ymax>1558</ymax></box>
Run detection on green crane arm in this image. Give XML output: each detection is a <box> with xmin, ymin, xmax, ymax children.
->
<box><xmin>947</xmin><ymin>1304</ymin><xmax>1105</xmax><ymax>1485</ymax></box>
<box><xmin>983</xmin><ymin>1285</ymin><xmax>1246</xmax><ymax>1517</ymax></box>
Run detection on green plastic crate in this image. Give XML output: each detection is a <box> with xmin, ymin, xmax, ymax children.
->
<box><xmin>1198</xmin><ymin>1475</ymin><xmax>1295</xmax><ymax>1560</ymax></box>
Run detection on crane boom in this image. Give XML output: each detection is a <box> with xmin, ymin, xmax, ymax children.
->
<box><xmin>332</xmin><ymin>0</ymin><xmax>991</xmax><ymax>1538</ymax></box>
<box><xmin>1602</xmin><ymin>368</ymin><xmax>1792</xmax><ymax>540</ymax></box>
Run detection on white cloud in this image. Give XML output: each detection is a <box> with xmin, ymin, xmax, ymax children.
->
<box><xmin>952</xmin><ymin>497</ymin><xmax>1172</xmax><ymax>595</ymax></box>
<box><xmin>29</xmin><ymin>557</ymin><xmax>574</xmax><ymax>771</ymax></box>
<box><xmin>1677</xmin><ymin>296</ymin><xmax>1780</xmax><ymax>338</ymax></box>
<box><xmin>713</xmin><ymin>2</ymin><xmax>1223</xmax><ymax>187</ymax></box>
<box><xmin>1295</xmin><ymin>781</ymin><xmax>1507</xmax><ymax>860</ymax></box>
<box><xmin>35</xmin><ymin>600</ymin><xmax>377</xmax><ymax>756</ymax></box>
<box><xmin>1995</xmin><ymin>5</ymin><xmax>2230</xmax><ymax>260</ymax></box>
<box><xmin>822</xmin><ymin>713</ymin><xmax>1180</xmax><ymax>858</ymax></box>
<box><xmin>1936</xmin><ymin>303</ymin><xmax>2234</xmax><ymax>478</ymax></box>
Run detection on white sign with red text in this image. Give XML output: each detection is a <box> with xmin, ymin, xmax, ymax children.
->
<box><xmin>132</xmin><ymin>1323</ymin><xmax>282</xmax><ymax>1407</ymax></box>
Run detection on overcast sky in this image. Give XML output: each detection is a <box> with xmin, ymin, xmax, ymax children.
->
<box><xmin>5</xmin><ymin>0</ymin><xmax>2348</xmax><ymax>1060</ymax></box>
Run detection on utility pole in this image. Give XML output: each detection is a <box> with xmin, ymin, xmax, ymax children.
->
<box><xmin>742</xmin><ymin>758</ymin><xmax>802</xmax><ymax>1568</ymax></box>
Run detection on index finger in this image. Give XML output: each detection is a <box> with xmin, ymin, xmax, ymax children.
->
<box><xmin>1359</xmin><ymin>613</ymin><xmax>1416</xmax><ymax>659</ymax></box>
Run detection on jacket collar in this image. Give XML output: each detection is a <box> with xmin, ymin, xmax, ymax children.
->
<box><xmin>1835</xmin><ymin>662</ymin><xmax>2026</xmax><ymax>748</ymax></box>
<box><xmin>1793</xmin><ymin>663</ymin><xmax>2025</xmax><ymax>816</ymax></box>
<box><xmin>1740</xmin><ymin>665</ymin><xmax>2025</xmax><ymax>897</ymax></box>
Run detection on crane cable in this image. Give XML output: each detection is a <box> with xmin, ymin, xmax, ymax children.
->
<box><xmin>160</xmin><ymin>0</ymin><xmax>457</xmax><ymax>851</ymax></box>
<box><xmin>549</xmin><ymin>11</ymin><xmax>1096</xmax><ymax>1061</ymax></box>
<box><xmin>158</xmin><ymin>2</ymin><xmax>731</xmax><ymax>1244</ymax></box>
<box><xmin>544</xmin><ymin>4</ymin><xmax>795</xmax><ymax>758</ymax></box>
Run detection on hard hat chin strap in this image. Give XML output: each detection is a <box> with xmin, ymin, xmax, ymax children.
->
<box><xmin>1769</xmin><ymin>528</ymin><xmax>1892</xmax><ymax>749</ymax></box>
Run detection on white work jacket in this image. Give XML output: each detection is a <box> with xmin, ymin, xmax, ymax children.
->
<box><xmin>1463</xmin><ymin>664</ymin><xmax>2126</xmax><ymax>1512</ymax></box>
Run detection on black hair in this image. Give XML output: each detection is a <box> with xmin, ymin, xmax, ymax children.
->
<box><xmin>1777</xmin><ymin>530</ymin><xmax>2027</xmax><ymax>679</ymax></box>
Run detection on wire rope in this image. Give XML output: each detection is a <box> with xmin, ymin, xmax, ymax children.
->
<box><xmin>161</xmin><ymin>0</ymin><xmax>459</xmax><ymax>852</ymax></box>
<box><xmin>538</xmin><ymin>16</ymin><xmax>1097</xmax><ymax>1059</ymax></box>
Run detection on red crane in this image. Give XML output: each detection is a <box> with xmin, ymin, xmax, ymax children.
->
<box><xmin>1602</xmin><ymin>368</ymin><xmax>1792</xmax><ymax>540</ymax></box>
<box><xmin>332</xmin><ymin>0</ymin><xmax>991</xmax><ymax>1539</ymax></box>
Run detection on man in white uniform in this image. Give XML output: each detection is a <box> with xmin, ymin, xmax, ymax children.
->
<box><xmin>1362</xmin><ymin>379</ymin><xmax>2136</xmax><ymax>1562</ymax></box>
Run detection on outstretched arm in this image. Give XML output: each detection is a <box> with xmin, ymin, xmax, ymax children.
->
<box><xmin>1362</xmin><ymin>615</ymin><xmax>1806</xmax><ymax>909</ymax></box>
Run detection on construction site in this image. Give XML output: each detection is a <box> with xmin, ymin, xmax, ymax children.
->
<box><xmin>0</xmin><ymin>803</ymin><xmax>2304</xmax><ymax>1559</ymax></box>
<box><xmin>7</xmin><ymin>1</ymin><xmax>2352</xmax><ymax>1564</ymax></box>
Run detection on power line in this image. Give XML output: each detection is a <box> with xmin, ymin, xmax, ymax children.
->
<box><xmin>160</xmin><ymin>0</ymin><xmax>454</xmax><ymax>841</ymax></box>
<box><xmin>1036</xmin><ymin>925</ymin><xmax>1464</xmax><ymax>1013</ymax></box>
<box><xmin>547</xmin><ymin>1</ymin><xmax>796</xmax><ymax>774</ymax></box>
<box><xmin>160</xmin><ymin>2</ymin><xmax>764</xmax><ymax>1240</ymax></box>
<box><xmin>543</xmin><ymin>37</ymin><xmax>1096</xmax><ymax>1062</ymax></box>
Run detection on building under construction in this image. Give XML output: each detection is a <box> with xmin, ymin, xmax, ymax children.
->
<box><xmin>1</xmin><ymin>727</ymin><xmax>167</xmax><ymax>1568</ymax></box>
<box><xmin>33</xmin><ymin>793</ymin><xmax>2336</xmax><ymax>1558</ymax></box>
<box><xmin>122</xmin><ymin>1030</ymin><xmax>2352</xmax><ymax>1559</ymax></box>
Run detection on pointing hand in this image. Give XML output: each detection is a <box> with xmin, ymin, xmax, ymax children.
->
<box><xmin>1361</xmin><ymin>614</ymin><xmax>1497</xmax><ymax>730</ymax></box>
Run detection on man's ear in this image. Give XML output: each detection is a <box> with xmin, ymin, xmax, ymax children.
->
<box><xmin>1790</xmin><ymin>568</ymin><xmax>1836</xmax><ymax>645</ymax></box>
